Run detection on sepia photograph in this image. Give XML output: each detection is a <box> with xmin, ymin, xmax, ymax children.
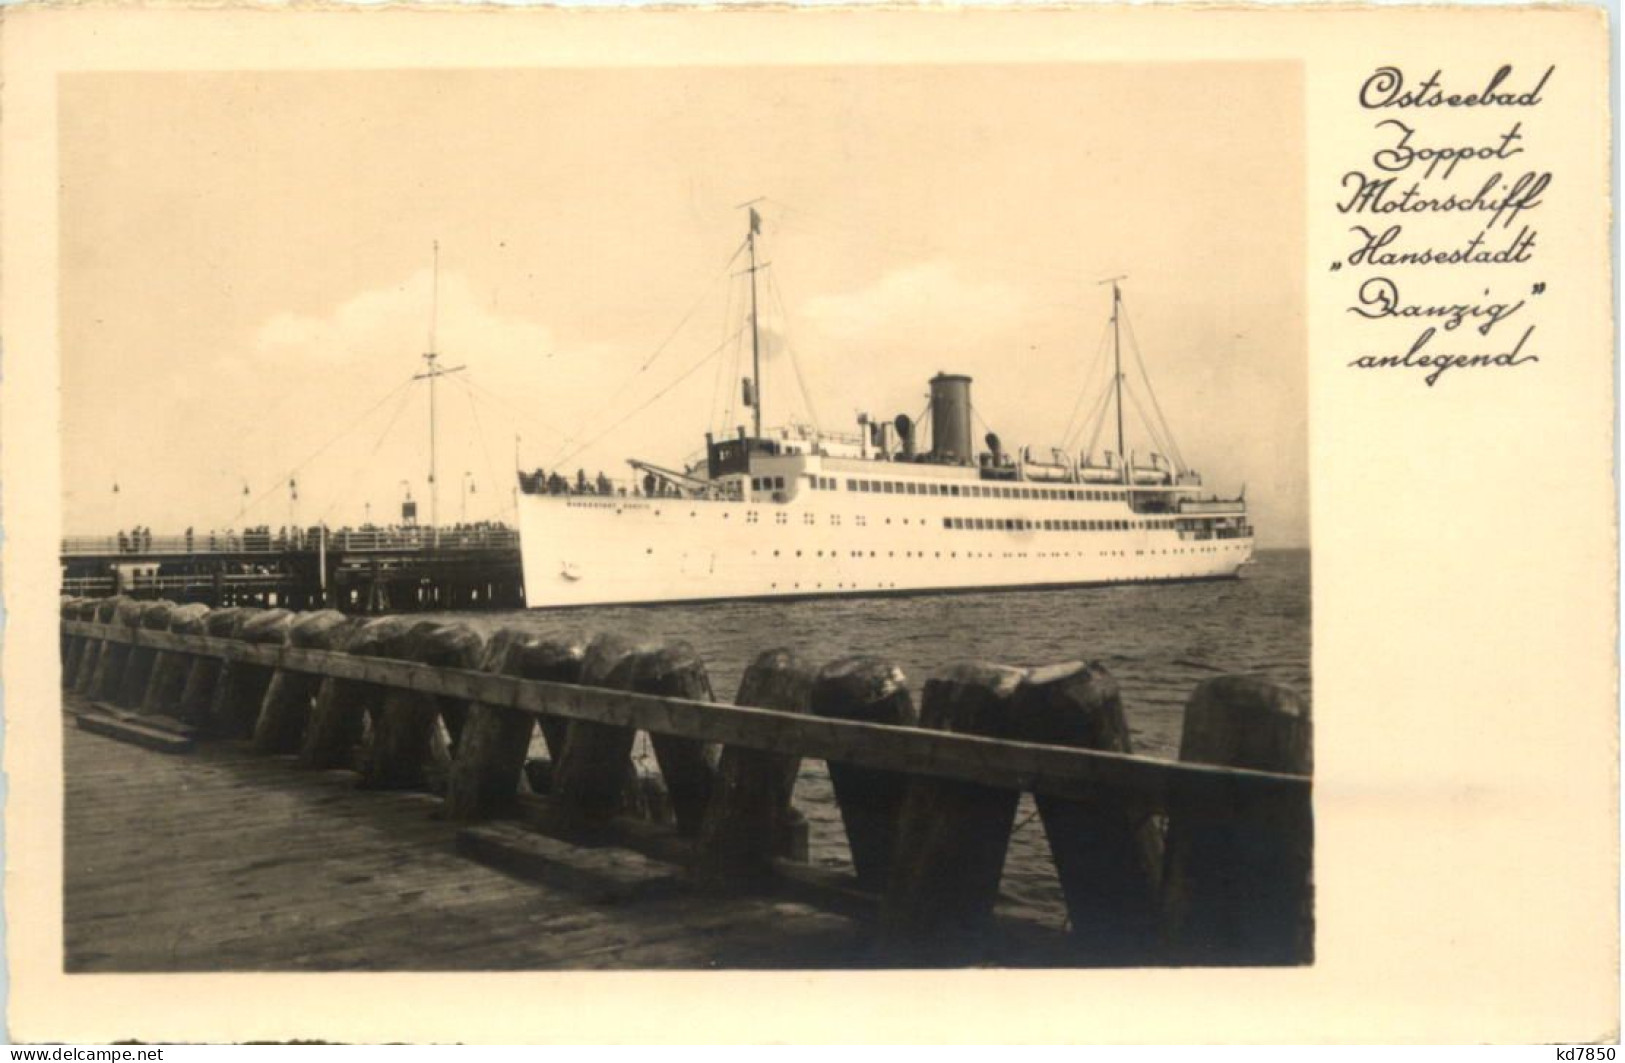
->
<box><xmin>4</xmin><ymin>0</ymin><xmax>1616</xmax><ymax>1045</ymax></box>
<box><xmin>55</xmin><ymin>60</ymin><xmax>1310</xmax><ymax>972</ymax></box>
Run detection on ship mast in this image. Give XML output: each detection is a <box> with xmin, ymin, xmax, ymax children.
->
<box><xmin>745</xmin><ymin>205</ymin><xmax>764</xmax><ymax>440</ymax></box>
<box><xmin>1101</xmin><ymin>275</ymin><xmax>1128</xmax><ymax>479</ymax></box>
<box><xmin>414</xmin><ymin>240</ymin><xmax>464</xmax><ymax>548</ymax></box>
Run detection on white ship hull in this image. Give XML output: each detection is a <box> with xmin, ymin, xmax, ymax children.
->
<box><xmin>519</xmin><ymin>474</ymin><xmax>1252</xmax><ymax>608</ymax></box>
<box><xmin>515</xmin><ymin>220</ymin><xmax>1256</xmax><ymax>610</ymax></box>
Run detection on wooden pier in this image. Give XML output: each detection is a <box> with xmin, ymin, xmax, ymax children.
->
<box><xmin>60</xmin><ymin>527</ymin><xmax>523</xmax><ymax>613</ymax></box>
<box><xmin>60</xmin><ymin>596</ymin><xmax>1313</xmax><ymax>970</ymax></box>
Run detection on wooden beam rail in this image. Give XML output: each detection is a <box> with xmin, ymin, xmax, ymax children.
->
<box><xmin>63</xmin><ymin>619</ymin><xmax>1308</xmax><ymax>811</ymax></box>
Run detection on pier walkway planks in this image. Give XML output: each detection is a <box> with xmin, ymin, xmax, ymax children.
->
<box><xmin>63</xmin><ymin>692</ymin><xmax>863</xmax><ymax>972</ymax></box>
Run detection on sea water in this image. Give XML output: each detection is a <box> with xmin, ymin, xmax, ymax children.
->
<box><xmin>431</xmin><ymin>548</ymin><xmax>1311</xmax><ymax>929</ymax></box>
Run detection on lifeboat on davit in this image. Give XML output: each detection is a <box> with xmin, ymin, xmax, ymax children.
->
<box><xmin>1020</xmin><ymin>446</ymin><xmax>1075</xmax><ymax>483</ymax></box>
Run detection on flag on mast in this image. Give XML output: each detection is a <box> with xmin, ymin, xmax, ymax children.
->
<box><xmin>749</xmin><ymin>207</ymin><xmax>761</xmax><ymax>235</ymax></box>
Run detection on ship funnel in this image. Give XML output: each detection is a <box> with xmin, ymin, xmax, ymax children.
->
<box><xmin>929</xmin><ymin>373</ymin><xmax>974</xmax><ymax>466</ymax></box>
<box><xmin>895</xmin><ymin>413</ymin><xmax>915</xmax><ymax>459</ymax></box>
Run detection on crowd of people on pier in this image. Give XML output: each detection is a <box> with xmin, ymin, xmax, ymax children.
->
<box><xmin>101</xmin><ymin>521</ymin><xmax>515</xmax><ymax>555</ymax></box>
<box><xmin>116</xmin><ymin>527</ymin><xmax>154</xmax><ymax>553</ymax></box>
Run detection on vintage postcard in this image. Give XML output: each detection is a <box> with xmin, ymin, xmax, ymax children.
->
<box><xmin>1</xmin><ymin>1</ymin><xmax>1614</xmax><ymax>1044</ymax></box>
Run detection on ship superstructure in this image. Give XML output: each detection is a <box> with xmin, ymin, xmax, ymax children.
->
<box><xmin>517</xmin><ymin>211</ymin><xmax>1252</xmax><ymax>608</ymax></box>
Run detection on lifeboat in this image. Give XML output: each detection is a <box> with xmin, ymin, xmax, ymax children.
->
<box><xmin>1020</xmin><ymin>446</ymin><xmax>1074</xmax><ymax>483</ymax></box>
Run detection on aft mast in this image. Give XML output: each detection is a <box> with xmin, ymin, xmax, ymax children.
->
<box><xmin>1101</xmin><ymin>274</ymin><xmax>1129</xmax><ymax>483</ymax></box>
<box><xmin>742</xmin><ymin>201</ymin><xmax>765</xmax><ymax>440</ymax></box>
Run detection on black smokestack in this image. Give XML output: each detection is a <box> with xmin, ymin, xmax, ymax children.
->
<box><xmin>929</xmin><ymin>373</ymin><xmax>974</xmax><ymax>466</ymax></box>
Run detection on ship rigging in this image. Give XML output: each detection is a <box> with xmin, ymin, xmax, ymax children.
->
<box><xmin>514</xmin><ymin>206</ymin><xmax>1253</xmax><ymax>608</ymax></box>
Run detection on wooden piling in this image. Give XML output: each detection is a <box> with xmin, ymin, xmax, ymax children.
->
<box><xmin>207</xmin><ymin>608</ymin><xmax>288</xmax><ymax>738</ymax></box>
<box><xmin>298</xmin><ymin>615</ymin><xmax>414</xmax><ymax>770</ymax></box>
<box><xmin>513</xmin><ymin>636</ymin><xmax>583</xmax><ymax>762</ymax></box>
<box><xmin>87</xmin><ymin>598</ymin><xmax>143</xmax><ymax>702</ymax></box>
<box><xmin>251</xmin><ymin>610</ymin><xmax>353</xmax><ymax>755</ymax></box>
<box><xmin>60</xmin><ymin>597</ymin><xmax>73</xmax><ymax>667</ymax></box>
<box><xmin>88</xmin><ymin>598</ymin><xmax>140</xmax><ymax>700</ymax></box>
<box><xmin>622</xmin><ymin>643</ymin><xmax>718</xmax><ymax>837</ymax></box>
<box><xmin>74</xmin><ymin>598</ymin><xmax>123</xmax><ymax>694</ymax></box>
<box><xmin>696</xmin><ymin>648</ymin><xmax>815</xmax><ymax>884</ymax></box>
<box><xmin>549</xmin><ymin>633</ymin><xmax>642</xmax><ymax>829</ymax></box>
<box><xmin>361</xmin><ymin>621</ymin><xmax>484</xmax><ymax>792</ymax></box>
<box><xmin>115</xmin><ymin>601</ymin><xmax>176</xmax><ymax>708</ymax></box>
<box><xmin>1161</xmin><ymin>675</ymin><xmax>1313</xmax><ymax>966</ymax></box>
<box><xmin>882</xmin><ymin>663</ymin><xmax>1024</xmax><ymax>943</ymax></box>
<box><xmin>1007</xmin><ymin>661</ymin><xmax>1164</xmax><ymax>961</ymax></box>
<box><xmin>810</xmin><ymin>656</ymin><xmax>917</xmax><ymax>891</ymax></box>
<box><xmin>140</xmin><ymin>603</ymin><xmax>211</xmax><ymax>716</ymax></box>
<box><xmin>60</xmin><ymin>598</ymin><xmax>84</xmax><ymax>676</ymax></box>
<box><xmin>63</xmin><ymin>600</ymin><xmax>98</xmax><ymax>687</ymax></box>
<box><xmin>175</xmin><ymin>607</ymin><xmax>244</xmax><ymax>727</ymax></box>
<box><xmin>417</xmin><ymin>623</ymin><xmax>486</xmax><ymax>755</ymax></box>
<box><xmin>444</xmin><ymin>630</ymin><xmax>585</xmax><ymax>822</ymax></box>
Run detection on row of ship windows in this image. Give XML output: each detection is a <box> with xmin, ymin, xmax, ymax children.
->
<box><xmin>717</xmin><ymin>544</ymin><xmax>1241</xmax><ymax>561</ymax></box>
<box><xmin>808</xmin><ymin>476</ymin><xmax>1131</xmax><ymax>502</ymax></box>
<box><xmin>945</xmin><ymin>516</ymin><xmax>1173</xmax><ymax>532</ymax></box>
<box><xmin>685</xmin><ymin>508</ymin><xmax>1226</xmax><ymax>531</ymax></box>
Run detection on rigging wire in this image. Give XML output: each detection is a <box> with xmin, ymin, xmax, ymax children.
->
<box><xmin>1057</xmin><ymin>315</ymin><xmax>1115</xmax><ymax>450</ymax></box>
<box><xmin>312</xmin><ymin>379</ymin><xmax>419</xmax><ymax>526</ymax></box>
<box><xmin>720</xmin><ymin>280</ymin><xmax>749</xmax><ymax>435</ymax></box>
<box><xmin>549</xmin><ymin>238</ymin><xmax>748</xmax><ymax>467</ymax></box>
<box><xmin>231</xmin><ymin>375</ymin><xmax>416</xmax><ymax>526</ymax></box>
<box><xmin>766</xmin><ymin>268</ymin><xmax>822</xmax><ymax>432</ymax></box>
<box><xmin>706</xmin><ymin>263</ymin><xmax>739</xmax><ymax>436</ymax></box>
<box><xmin>1120</xmin><ymin>305</ymin><xmax>1187</xmax><ymax>470</ymax></box>
<box><xmin>454</xmin><ymin>374</ymin><xmax>510</xmax><ymax>520</ymax></box>
<box><xmin>1080</xmin><ymin>383</ymin><xmax>1117</xmax><ymax>462</ymax></box>
<box><xmin>912</xmin><ymin>396</ymin><xmax>933</xmax><ymax>453</ymax></box>
<box><xmin>552</xmin><ymin>323</ymin><xmax>748</xmax><ymax>470</ymax></box>
<box><xmin>1125</xmin><ymin>385</ymin><xmax>1174</xmax><ymax>466</ymax></box>
<box><xmin>971</xmin><ymin>401</ymin><xmax>999</xmax><ymax>446</ymax></box>
<box><xmin>457</xmin><ymin>373</ymin><xmax>571</xmax><ymax>445</ymax></box>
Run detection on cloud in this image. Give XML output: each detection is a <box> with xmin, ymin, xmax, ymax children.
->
<box><xmin>798</xmin><ymin>260</ymin><xmax>1029</xmax><ymax>356</ymax></box>
<box><xmin>164</xmin><ymin>270</ymin><xmax>598</xmax><ymax>530</ymax></box>
<box><xmin>251</xmin><ymin>269</ymin><xmax>557</xmax><ymax>372</ymax></box>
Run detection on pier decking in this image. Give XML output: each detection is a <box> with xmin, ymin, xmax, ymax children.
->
<box><xmin>60</xmin><ymin>602</ymin><xmax>1313</xmax><ymax>970</ymax></box>
<box><xmin>65</xmin><ymin>690</ymin><xmax>866</xmax><ymax>971</ymax></box>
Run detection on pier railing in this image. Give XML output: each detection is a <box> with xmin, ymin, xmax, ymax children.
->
<box><xmin>60</xmin><ymin>601</ymin><xmax>1312</xmax><ymax>966</ymax></box>
<box><xmin>61</xmin><ymin>526</ymin><xmax>519</xmax><ymax>557</ymax></box>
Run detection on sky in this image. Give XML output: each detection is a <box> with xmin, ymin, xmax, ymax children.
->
<box><xmin>59</xmin><ymin>63</ymin><xmax>1306</xmax><ymax>545</ymax></box>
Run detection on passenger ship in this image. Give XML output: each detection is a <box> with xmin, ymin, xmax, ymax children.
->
<box><xmin>517</xmin><ymin>213</ymin><xmax>1253</xmax><ymax>608</ymax></box>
